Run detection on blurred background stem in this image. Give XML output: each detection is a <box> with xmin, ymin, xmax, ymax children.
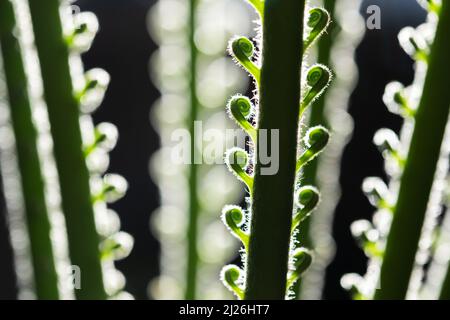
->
<box><xmin>300</xmin><ymin>1</ymin><xmax>334</xmax><ymax>192</ymax></box>
<box><xmin>185</xmin><ymin>0</ymin><xmax>199</xmax><ymax>300</ymax></box>
<box><xmin>0</xmin><ymin>0</ymin><xmax>59</xmax><ymax>299</ymax></box>
<box><xmin>295</xmin><ymin>0</ymin><xmax>336</xmax><ymax>299</ymax></box>
<box><xmin>375</xmin><ymin>1</ymin><xmax>450</xmax><ymax>299</ymax></box>
<box><xmin>27</xmin><ymin>0</ymin><xmax>105</xmax><ymax>299</ymax></box>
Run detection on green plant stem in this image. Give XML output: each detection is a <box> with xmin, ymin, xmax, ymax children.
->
<box><xmin>374</xmin><ymin>1</ymin><xmax>450</xmax><ymax>299</ymax></box>
<box><xmin>27</xmin><ymin>0</ymin><xmax>105</xmax><ymax>299</ymax></box>
<box><xmin>297</xmin><ymin>0</ymin><xmax>335</xmax><ymax>252</ymax></box>
<box><xmin>0</xmin><ymin>0</ymin><xmax>59</xmax><ymax>299</ymax></box>
<box><xmin>294</xmin><ymin>0</ymin><xmax>336</xmax><ymax>298</ymax></box>
<box><xmin>185</xmin><ymin>0</ymin><xmax>199</xmax><ymax>300</ymax></box>
<box><xmin>245</xmin><ymin>0</ymin><xmax>305</xmax><ymax>300</ymax></box>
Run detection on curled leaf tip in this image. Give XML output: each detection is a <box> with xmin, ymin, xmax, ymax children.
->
<box><xmin>96</xmin><ymin>122</ymin><xmax>119</xmax><ymax>151</ymax></box>
<box><xmin>305</xmin><ymin>125</ymin><xmax>330</xmax><ymax>149</ymax></box>
<box><xmin>306</xmin><ymin>64</ymin><xmax>332</xmax><ymax>89</ymax></box>
<box><xmin>373</xmin><ymin>128</ymin><xmax>400</xmax><ymax>155</ymax></box>
<box><xmin>227</xmin><ymin>95</ymin><xmax>257</xmax><ymax>142</ymax></box>
<box><xmin>296</xmin><ymin>186</ymin><xmax>320</xmax><ymax>211</ymax></box>
<box><xmin>350</xmin><ymin>219</ymin><xmax>382</xmax><ymax>257</ymax></box>
<box><xmin>230</xmin><ymin>36</ymin><xmax>254</xmax><ymax>59</ymax></box>
<box><xmin>293</xmin><ymin>248</ymin><xmax>313</xmax><ymax>274</ymax></box>
<box><xmin>304</xmin><ymin>7</ymin><xmax>331</xmax><ymax>53</ymax></box>
<box><xmin>225</xmin><ymin>148</ymin><xmax>253</xmax><ymax>191</ymax></box>
<box><xmin>221</xmin><ymin>205</ymin><xmax>249</xmax><ymax>248</ymax></box>
<box><xmin>287</xmin><ymin>248</ymin><xmax>313</xmax><ymax>288</ymax></box>
<box><xmin>292</xmin><ymin>186</ymin><xmax>320</xmax><ymax>231</ymax></box>
<box><xmin>341</xmin><ymin>273</ymin><xmax>364</xmax><ymax>299</ymax></box>
<box><xmin>398</xmin><ymin>26</ymin><xmax>430</xmax><ymax>62</ymax></box>
<box><xmin>84</xmin><ymin>122</ymin><xmax>118</xmax><ymax>156</ymax></box>
<box><xmin>362</xmin><ymin>177</ymin><xmax>392</xmax><ymax>210</ymax></box>
<box><xmin>67</xmin><ymin>11</ymin><xmax>99</xmax><ymax>52</ymax></box>
<box><xmin>100</xmin><ymin>231</ymin><xmax>134</xmax><ymax>261</ymax></box>
<box><xmin>78</xmin><ymin>68</ymin><xmax>110</xmax><ymax>113</ymax></box>
<box><xmin>383</xmin><ymin>81</ymin><xmax>414</xmax><ymax>117</ymax></box>
<box><xmin>350</xmin><ymin>220</ymin><xmax>375</xmax><ymax>240</ymax></box>
<box><xmin>220</xmin><ymin>265</ymin><xmax>244</xmax><ymax>299</ymax></box>
<box><xmin>296</xmin><ymin>126</ymin><xmax>330</xmax><ymax>172</ymax></box>
<box><xmin>99</xmin><ymin>173</ymin><xmax>128</xmax><ymax>203</ymax></box>
<box><xmin>300</xmin><ymin>64</ymin><xmax>332</xmax><ymax>115</ymax></box>
<box><xmin>229</xmin><ymin>36</ymin><xmax>260</xmax><ymax>84</ymax></box>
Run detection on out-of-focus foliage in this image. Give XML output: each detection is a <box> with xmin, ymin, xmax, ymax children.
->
<box><xmin>148</xmin><ymin>0</ymin><xmax>253</xmax><ymax>299</ymax></box>
<box><xmin>0</xmin><ymin>0</ymin><xmax>133</xmax><ymax>299</ymax></box>
<box><xmin>343</xmin><ymin>0</ymin><xmax>450</xmax><ymax>300</ymax></box>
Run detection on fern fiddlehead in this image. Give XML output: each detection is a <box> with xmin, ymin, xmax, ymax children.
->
<box><xmin>295</xmin><ymin>0</ymin><xmax>364</xmax><ymax>300</ymax></box>
<box><xmin>221</xmin><ymin>0</ymin><xmax>334</xmax><ymax>300</ymax></box>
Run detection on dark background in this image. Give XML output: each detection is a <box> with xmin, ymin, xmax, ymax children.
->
<box><xmin>0</xmin><ymin>0</ymin><xmax>426</xmax><ymax>300</ymax></box>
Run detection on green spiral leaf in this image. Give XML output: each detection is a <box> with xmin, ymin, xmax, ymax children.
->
<box><xmin>373</xmin><ymin>128</ymin><xmax>405</xmax><ymax>166</ymax></box>
<box><xmin>341</xmin><ymin>273</ymin><xmax>365</xmax><ymax>300</ymax></box>
<box><xmin>303</xmin><ymin>8</ymin><xmax>331</xmax><ymax>54</ymax></box>
<box><xmin>398</xmin><ymin>26</ymin><xmax>430</xmax><ymax>62</ymax></box>
<box><xmin>229</xmin><ymin>36</ymin><xmax>260</xmax><ymax>85</ymax></box>
<box><xmin>84</xmin><ymin>122</ymin><xmax>118</xmax><ymax>156</ymax></box>
<box><xmin>383</xmin><ymin>81</ymin><xmax>415</xmax><ymax>117</ymax></box>
<box><xmin>100</xmin><ymin>231</ymin><xmax>134</xmax><ymax>261</ymax></box>
<box><xmin>292</xmin><ymin>186</ymin><xmax>320</xmax><ymax>232</ymax></box>
<box><xmin>92</xmin><ymin>174</ymin><xmax>128</xmax><ymax>203</ymax></box>
<box><xmin>66</xmin><ymin>12</ymin><xmax>99</xmax><ymax>53</ymax></box>
<box><xmin>362</xmin><ymin>177</ymin><xmax>393</xmax><ymax>211</ymax></box>
<box><xmin>227</xmin><ymin>95</ymin><xmax>257</xmax><ymax>143</ymax></box>
<box><xmin>225</xmin><ymin>147</ymin><xmax>253</xmax><ymax>192</ymax></box>
<box><xmin>221</xmin><ymin>205</ymin><xmax>249</xmax><ymax>248</ymax></box>
<box><xmin>220</xmin><ymin>265</ymin><xmax>244</xmax><ymax>299</ymax></box>
<box><xmin>287</xmin><ymin>248</ymin><xmax>313</xmax><ymax>288</ymax></box>
<box><xmin>300</xmin><ymin>64</ymin><xmax>332</xmax><ymax>116</ymax></box>
<box><xmin>296</xmin><ymin>126</ymin><xmax>330</xmax><ymax>172</ymax></box>
<box><xmin>76</xmin><ymin>68</ymin><xmax>110</xmax><ymax>113</ymax></box>
<box><xmin>373</xmin><ymin>128</ymin><xmax>400</xmax><ymax>154</ymax></box>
